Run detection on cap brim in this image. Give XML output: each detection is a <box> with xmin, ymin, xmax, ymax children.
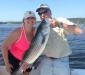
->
<box><xmin>36</xmin><ymin>8</ymin><xmax>43</xmax><ymax>12</ymax></box>
<box><xmin>36</xmin><ymin>7</ymin><xmax>50</xmax><ymax>12</ymax></box>
<box><xmin>24</xmin><ymin>16</ymin><xmax>36</xmax><ymax>19</ymax></box>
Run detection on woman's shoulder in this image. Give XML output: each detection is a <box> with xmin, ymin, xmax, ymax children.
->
<box><xmin>12</xmin><ymin>27</ymin><xmax>21</xmax><ymax>34</ymax></box>
<box><xmin>7</xmin><ymin>27</ymin><xmax>21</xmax><ymax>39</ymax></box>
<box><xmin>3</xmin><ymin>27</ymin><xmax>21</xmax><ymax>45</ymax></box>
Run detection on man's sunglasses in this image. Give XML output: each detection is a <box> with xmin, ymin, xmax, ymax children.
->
<box><xmin>38</xmin><ymin>9</ymin><xmax>49</xmax><ymax>15</ymax></box>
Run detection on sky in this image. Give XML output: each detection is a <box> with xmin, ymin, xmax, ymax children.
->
<box><xmin>0</xmin><ymin>0</ymin><xmax>85</xmax><ymax>21</ymax></box>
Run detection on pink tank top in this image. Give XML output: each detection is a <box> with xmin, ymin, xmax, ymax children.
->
<box><xmin>9</xmin><ymin>27</ymin><xmax>30</xmax><ymax>61</ymax></box>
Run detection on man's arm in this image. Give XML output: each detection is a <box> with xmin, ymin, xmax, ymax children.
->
<box><xmin>62</xmin><ymin>23</ymin><xmax>83</xmax><ymax>34</ymax></box>
<box><xmin>48</xmin><ymin>17</ymin><xmax>83</xmax><ymax>34</ymax></box>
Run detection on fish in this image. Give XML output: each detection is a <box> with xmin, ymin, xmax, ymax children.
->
<box><xmin>12</xmin><ymin>19</ymin><xmax>50</xmax><ymax>75</ymax></box>
<box><xmin>56</xmin><ymin>17</ymin><xmax>76</xmax><ymax>25</ymax></box>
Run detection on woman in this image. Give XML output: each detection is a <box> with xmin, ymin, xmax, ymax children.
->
<box><xmin>1</xmin><ymin>11</ymin><xmax>36</xmax><ymax>75</ymax></box>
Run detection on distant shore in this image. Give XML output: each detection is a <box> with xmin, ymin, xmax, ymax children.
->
<box><xmin>0</xmin><ymin>22</ymin><xmax>21</xmax><ymax>24</ymax></box>
<box><xmin>0</xmin><ymin>18</ymin><xmax>85</xmax><ymax>24</ymax></box>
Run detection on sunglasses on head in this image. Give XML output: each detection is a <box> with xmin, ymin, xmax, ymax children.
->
<box><xmin>38</xmin><ymin>9</ymin><xmax>49</xmax><ymax>15</ymax></box>
<box><xmin>26</xmin><ymin>17</ymin><xmax>36</xmax><ymax>20</ymax></box>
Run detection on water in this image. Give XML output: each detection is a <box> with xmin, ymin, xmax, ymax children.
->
<box><xmin>0</xmin><ymin>23</ymin><xmax>85</xmax><ymax>69</ymax></box>
<box><xmin>0</xmin><ymin>23</ymin><xmax>20</xmax><ymax>65</ymax></box>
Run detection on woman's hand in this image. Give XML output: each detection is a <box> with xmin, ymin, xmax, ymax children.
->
<box><xmin>5</xmin><ymin>62</ymin><xmax>13</xmax><ymax>73</ymax></box>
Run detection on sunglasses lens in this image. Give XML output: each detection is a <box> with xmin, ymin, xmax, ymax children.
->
<box><xmin>38</xmin><ymin>12</ymin><xmax>41</xmax><ymax>15</ymax></box>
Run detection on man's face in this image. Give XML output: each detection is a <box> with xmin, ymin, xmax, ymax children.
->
<box><xmin>38</xmin><ymin>8</ymin><xmax>51</xmax><ymax>20</ymax></box>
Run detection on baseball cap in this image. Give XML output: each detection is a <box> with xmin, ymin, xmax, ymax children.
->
<box><xmin>24</xmin><ymin>11</ymin><xmax>36</xmax><ymax>19</ymax></box>
<box><xmin>36</xmin><ymin>4</ymin><xmax>50</xmax><ymax>12</ymax></box>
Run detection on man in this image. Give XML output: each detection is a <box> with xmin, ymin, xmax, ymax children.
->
<box><xmin>30</xmin><ymin>4</ymin><xmax>83</xmax><ymax>75</ymax></box>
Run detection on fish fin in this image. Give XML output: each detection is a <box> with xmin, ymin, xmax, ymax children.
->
<box><xmin>42</xmin><ymin>35</ymin><xmax>46</xmax><ymax>44</ymax></box>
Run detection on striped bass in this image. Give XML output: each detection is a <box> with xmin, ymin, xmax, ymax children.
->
<box><xmin>12</xmin><ymin>19</ymin><xmax>50</xmax><ymax>75</ymax></box>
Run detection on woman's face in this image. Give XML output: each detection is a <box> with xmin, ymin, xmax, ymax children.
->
<box><xmin>24</xmin><ymin>17</ymin><xmax>36</xmax><ymax>26</ymax></box>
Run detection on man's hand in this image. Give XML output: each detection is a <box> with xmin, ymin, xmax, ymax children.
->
<box><xmin>48</xmin><ymin>18</ymin><xmax>58</xmax><ymax>28</ymax></box>
<box><xmin>20</xmin><ymin>62</ymin><xmax>29</xmax><ymax>72</ymax></box>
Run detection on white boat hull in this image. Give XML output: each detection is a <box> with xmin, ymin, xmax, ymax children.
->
<box><xmin>0</xmin><ymin>66</ymin><xmax>85</xmax><ymax>75</ymax></box>
<box><xmin>0</xmin><ymin>66</ymin><xmax>10</xmax><ymax>75</ymax></box>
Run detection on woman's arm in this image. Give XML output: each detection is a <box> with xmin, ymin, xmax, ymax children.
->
<box><xmin>2</xmin><ymin>32</ymin><xmax>16</xmax><ymax>64</ymax></box>
<box><xmin>1</xmin><ymin>29</ymin><xmax>20</xmax><ymax>73</ymax></box>
<box><xmin>1</xmin><ymin>29</ymin><xmax>20</xmax><ymax>65</ymax></box>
